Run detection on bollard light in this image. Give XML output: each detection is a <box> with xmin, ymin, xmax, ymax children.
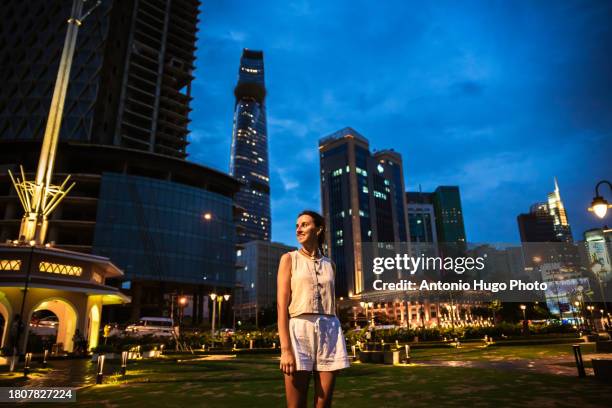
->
<box><xmin>121</xmin><ymin>351</ymin><xmax>128</xmax><ymax>376</ymax></box>
<box><xmin>96</xmin><ymin>355</ymin><xmax>105</xmax><ymax>384</ymax></box>
<box><xmin>43</xmin><ymin>349</ymin><xmax>49</xmax><ymax>368</ymax></box>
<box><xmin>351</xmin><ymin>345</ymin><xmax>356</xmax><ymax>358</ymax></box>
<box><xmin>24</xmin><ymin>353</ymin><xmax>32</xmax><ymax>378</ymax></box>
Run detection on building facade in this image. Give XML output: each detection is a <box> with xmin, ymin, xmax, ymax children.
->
<box><xmin>319</xmin><ymin>127</ymin><xmax>409</xmax><ymax>298</ymax></box>
<box><xmin>0</xmin><ymin>0</ymin><xmax>199</xmax><ymax>158</ymax></box>
<box><xmin>547</xmin><ymin>178</ymin><xmax>573</xmax><ymax>243</ymax></box>
<box><xmin>234</xmin><ymin>240</ymin><xmax>296</xmax><ymax>326</ymax></box>
<box><xmin>0</xmin><ymin>0</ymin><xmax>242</xmax><ymax>322</ymax></box>
<box><xmin>229</xmin><ymin>49</ymin><xmax>271</xmax><ymax>243</ymax></box>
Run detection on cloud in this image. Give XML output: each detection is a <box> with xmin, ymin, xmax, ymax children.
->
<box><xmin>268</xmin><ymin>116</ymin><xmax>309</xmax><ymax>138</ymax></box>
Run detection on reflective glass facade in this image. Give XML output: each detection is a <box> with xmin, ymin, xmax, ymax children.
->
<box><xmin>230</xmin><ymin>49</ymin><xmax>271</xmax><ymax>243</ymax></box>
<box><xmin>319</xmin><ymin>128</ymin><xmax>409</xmax><ymax>297</ymax></box>
<box><xmin>92</xmin><ymin>173</ymin><xmax>236</xmax><ymax>286</ymax></box>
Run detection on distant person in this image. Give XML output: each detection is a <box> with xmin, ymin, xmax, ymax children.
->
<box><xmin>7</xmin><ymin>314</ymin><xmax>22</xmax><ymax>354</ymax></box>
<box><xmin>72</xmin><ymin>329</ymin><xmax>84</xmax><ymax>354</ymax></box>
<box><xmin>277</xmin><ymin>210</ymin><xmax>349</xmax><ymax>408</ymax></box>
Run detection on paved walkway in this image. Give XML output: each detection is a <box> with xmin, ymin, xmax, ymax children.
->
<box><xmin>23</xmin><ymin>359</ymin><xmax>95</xmax><ymax>388</ymax></box>
<box><xmin>414</xmin><ymin>355</ymin><xmax>610</xmax><ymax>376</ymax></box>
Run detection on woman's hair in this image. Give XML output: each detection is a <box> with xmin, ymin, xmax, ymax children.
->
<box><xmin>298</xmin><ymin>210</ymin><xmax>326</xmax><ymax>254</ymax></box>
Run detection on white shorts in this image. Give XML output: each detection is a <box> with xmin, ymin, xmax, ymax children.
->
<box><xmin>289</xmin><ymin>314</ymin><xmax>350</xmax><ymax>372</ymax></box>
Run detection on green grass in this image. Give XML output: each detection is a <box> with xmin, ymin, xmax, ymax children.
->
<box><xmin>409</xmin><ymin>343</ymin><xmax>598</xmax><ymax>361</ymax></box>
<box><xmin>71</xmin><ymin>353</ymin><xmax>612</xmax><ymax>408</ymax></box>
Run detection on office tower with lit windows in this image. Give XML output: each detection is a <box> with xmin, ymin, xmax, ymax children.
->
<box><xmin>547</xmin><ymin>177</ymin><xmax>573</xmax><ymax>243</ymax></box>
<box><xmin>319</xmin><ymin>127</ymin><xmax>409</xmax><ymax>298</ymax></box>
<box><xmin>405</xmin><ymin>192</ymin><xmax>438</xmax><ymax>244</ymax></box>
<box><xmin>230</xmin><ymin>49</ymin><xmax>271</xmax><ymax>243</ymax></box>
<box><xmin>234</xmin><ymin>240</ymin><xmax>296</xmax><ymax>325</ymax></box>
<box><xmin>432</xmin><ymin>186</ymin><xmax>467</xmax><ymax>246</ymax></box>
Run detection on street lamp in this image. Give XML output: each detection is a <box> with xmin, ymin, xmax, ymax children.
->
<box><xmin>210</xmin><ymin>293</ymin><xmax>217</xmax><ymax>344</ymax></box>
<box><xmin>218</xmin><ymin>294</ymin><xmax>230</xmax><ymax>329</ymax></box>
<box><xmin>178</xmin><ymin>296</ymin><xmax>187</xmax><ymax>326</ymax></box>
<box><xmin>14</xmin><ymin>239</ymin><xmax>37</xmax><ymax>357</ymax></box>
<box><xmin>520</xmin><ymin>304</ymin><xmax>527</xmax><ymax>335</ymax></box>
<box><xmin>588</xmin><ymin>180</ymin><xmax>612</xmax><ymax>219</ymax></box>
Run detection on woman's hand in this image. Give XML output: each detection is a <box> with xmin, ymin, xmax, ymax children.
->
<box><xmin>280</xmin><ymin>348</ymin><xmax>296</xmax><ymax>375</ymax></box>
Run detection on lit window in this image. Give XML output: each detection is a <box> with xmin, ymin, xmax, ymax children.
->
<box><xmin>39</xmin><ymin>261</ymin><xmax>83</xmax><ymax>277</ymax></box>
<box><xmin>0</xmin><ymin>259</ymin><xmax>21</xmax><ymax>271</ymax></box>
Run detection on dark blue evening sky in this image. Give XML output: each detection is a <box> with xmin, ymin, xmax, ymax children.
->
<box><xmin>188</xmin><ymin>0</ymin><xmax>612</xmax><ymax>247</ymax></box>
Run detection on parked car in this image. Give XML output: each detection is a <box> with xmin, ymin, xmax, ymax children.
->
<box><xmin>30</xmin><ymin>316</ymin><xmax>59</xmax><ymax>336</ymax></box>
<box><xmin>124</xmin><ymin>317</ymin><xmax>176</xmax><ymax>337</ymax></box>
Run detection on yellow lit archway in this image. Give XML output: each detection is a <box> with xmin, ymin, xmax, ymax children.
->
<box><xmin>30</xmin><ymin>298</ymin><xmax>78</xmax><ymax>352</ymax></box>
<box><xmin>88</xmin><ymin>304</ymin><xmax>100</xmax><ymax>351</ymax></box>
<box><xmin>0</xmin><ymin>292</ymin><xmax>12</xmax><ymax>349</ymax></box>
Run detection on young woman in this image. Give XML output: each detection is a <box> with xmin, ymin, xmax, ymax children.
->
<box><xmin>277</xmin><ymin>210</ymin><xmax>350</xmax><ymax>408</ymax></box>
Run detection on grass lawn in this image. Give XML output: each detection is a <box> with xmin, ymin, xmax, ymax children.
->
<box><xmin>409</xmin><ymin>342</ymin><xmax>598</xmax><ymax>361</ymax></box>
<box><xmin>72</xmin><ymin>353</ymin><xmax>612</xmax><ymax>408</ymax></box>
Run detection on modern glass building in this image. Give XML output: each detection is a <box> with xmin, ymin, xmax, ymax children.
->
<box><xmin>230</xmin><ymin>49</ymin><xmax>271</xmax><ymax>243</ymax></box>
<box><xmin>431</xmin><ymin>186</ymin><xmax>467</xmax><ymax>248</ymax></box>
<box><xmin>234</xmin><ymin>240</ymin><xmax>296</xmax><ymax>326</ymax></box>
<box><xmin>547</xmin><ymin>178</ymin><xmax>573</xmax><ymax>243</ymax></box>
<box><xmin>0</xmin><ymin>143</ymin><xmax>241</xmax><ymax>321</ymax></box>
<box><xmin>319</xmin><ymin>127</ymin><xmax>409</xmax><ymax>298</ymax></box>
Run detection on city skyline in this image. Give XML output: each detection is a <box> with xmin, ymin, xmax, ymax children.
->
<box><xmin>190</xmin><ymin>0</ymin><xmax>612</xmax><ymax>247</ymax></box>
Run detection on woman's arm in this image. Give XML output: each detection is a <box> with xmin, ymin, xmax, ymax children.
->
<box><xmin>277</xmin><ymin>252</ymin><xmax>295</xmax><ymax>374</ymax></box>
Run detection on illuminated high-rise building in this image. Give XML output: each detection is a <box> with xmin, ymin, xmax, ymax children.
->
<box><xmin>319</xmin><ymin>127</ymin><xmax>409</xmax><ymax>297</ymax></box>
<box><xmin>547</xmin><ymin>177</ymin><xmax>573</xmax><ymax>243</ymax></box>
<box><xmin>230</xmin><ymin>49</ymin><xmax>271</xmax><ymax>243</ymax></box>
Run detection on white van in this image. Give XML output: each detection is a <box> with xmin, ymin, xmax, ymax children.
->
<box><xmin>125</xmin><ymin>317</ymin><xmax>176</xmax><ymax>337</ymax></box>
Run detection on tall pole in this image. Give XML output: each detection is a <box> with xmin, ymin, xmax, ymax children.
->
<box><xmin>218</xmin><ymin>298</ymin><xmax>222</xmax><ymax>329</ymax></box>
<box><xmin>210</xmin><ymin>294</ymin><xmax>217</xmax><ymax>345</ymax></box>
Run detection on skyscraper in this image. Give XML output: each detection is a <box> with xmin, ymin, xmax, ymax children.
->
<box><xmin>432</xmin><ymin>186</ymin><xmax>467</xmax><ymax>246</ymax></box>
<box><xmin>405</xmin><ymin>192</ymin><xmax>438</xmax><ymax>244</ymax></box>
<box><xmin>0</xmin><ymin>0</ymin><xmax>198</xmax><ymax>158</ymax></box>
<box><xmin>547</xmin><ymin>177</ymin><xmax>573</xmax><ymax>243</ymax></box>
<box><xmin>230</xmin><ymin>49</ymin><xmax>271</xmax><ymax>243</ymax></box>
<box><xmin>319</xmin><ymin>127</ymin><xmax>409</xmax><ymax>297</ymax></box>
<box><xmin>517</xmin><ymin>203</ymin><xmax>557</xmax><ymax>243</ymax></box>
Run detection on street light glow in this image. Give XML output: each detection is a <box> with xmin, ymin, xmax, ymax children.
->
<box><xmin>203</xmin><ymin>212</ymin><xmax>212</xmax><ymax>220</ymax></box>
<box><xmin>223</xmin><ymin>294</ymin><xmax>230</xmax><ymax>301</ymax></box>
<box><xmin>210</xmin><ymin>293</ymin><xmax>217</xmax><ymax>300</ymax></box>
<box><xmin>588</xmin><ymin>181</ymin><xmax>612</xmax><ymax>219</ymax></box>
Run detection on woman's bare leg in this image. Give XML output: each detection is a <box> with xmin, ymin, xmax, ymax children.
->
<box><xmin>284</xmin><ymin>371</ymin><xmax>311</xmax><ymax>408</ymax></box>
<box><xmin>313</xmin><ymin>371</ymin><xmax>337</xmax><ymax>408</ymax></box>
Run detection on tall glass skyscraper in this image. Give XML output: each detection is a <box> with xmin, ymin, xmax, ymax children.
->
<box><xmin>230</xmin><ymin>49</ymin><xmax>271</xmax><ymax>243</ymax></box>
<box><xmin>319</xmin><ymin>128</ymin><xmax>409</xmax><ymax>297</ymax></box>
<box><xmin>547</xmin><ymin>177</ymin><xmax>573</xmax><ymax>243</ymax></box>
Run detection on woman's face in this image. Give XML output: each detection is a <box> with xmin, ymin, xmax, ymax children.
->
<box><xmin>296</xmin><ymin>214</ymin><xmax>320</xmax><ymax>246</ymax></box>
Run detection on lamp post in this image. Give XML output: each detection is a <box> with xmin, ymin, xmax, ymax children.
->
<box><xmin>218</xmin><ymin>294</ymin><xmax>230</xmax><ymax>329</ymax></box>
<box><xmin>210</xmin><ymin>293</ymin><xmax>217</xmax><ymax>345</ymax></box>
<box><xmin>520</xmin><ymin>304</ymin><xmax>528</xmax><ymax>336</ymax></box>
<box><xmin>588</xmin><ymin>180</ymin><xmax>612</xmax><ymax>219</ymax></box>
<box><xmin>586</xmin><ymin>305</ymin><xmax>595</xmax><ymax>331</ymax></box>
<box><xmin>178</xmin><ymin>296</ymin><xmax>187</xmax><ymax>327</ymax></box>
<box><xmin>14</xmin><ymin>240</ymin><xmax>37</xmax><ymax>358</ymax></box>
<box><xmin>359</xmin><ymin>301</ymin><xmax>368</xmax><ymax>327</ymax></box>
